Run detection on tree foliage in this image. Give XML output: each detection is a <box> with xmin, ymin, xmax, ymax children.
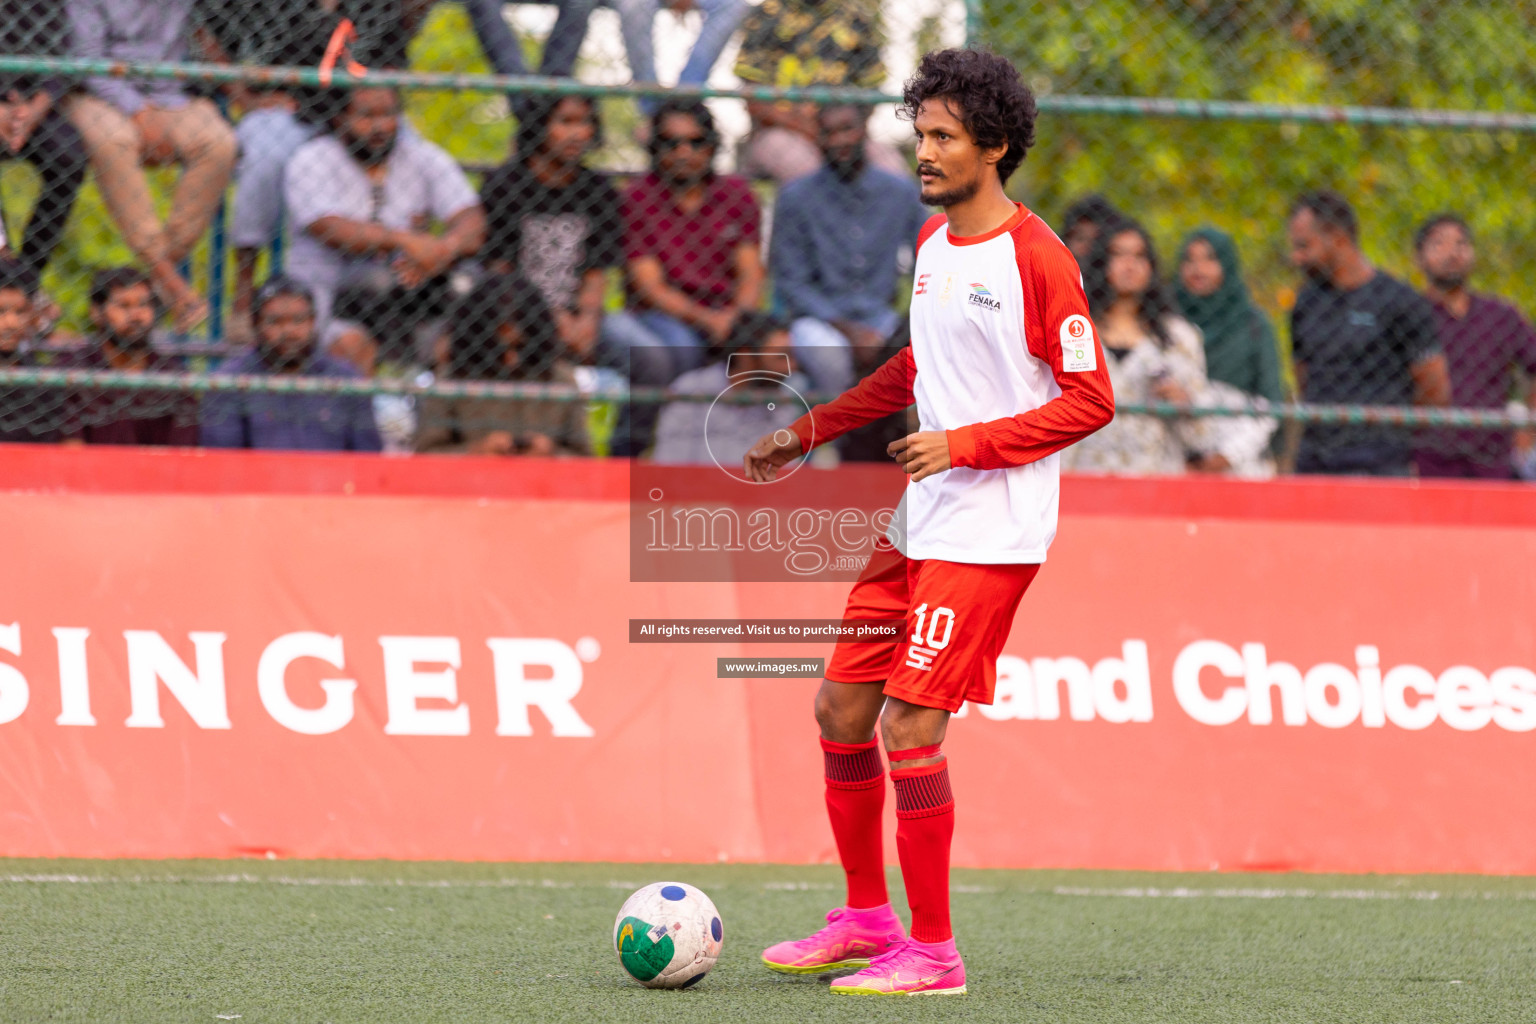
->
<box><xmin>981</xmin><ymin>0</ymin><xmax>1536</xmax><ymax>339</ymax></box>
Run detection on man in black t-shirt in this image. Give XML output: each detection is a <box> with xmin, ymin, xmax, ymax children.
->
<box><xmin>478</xmin><ymin>95</ymin><xmax>624</xmax><ymax>366</ymax></box>
<box><xmin>1286</xmin><ymin>190</ymin><xmax>1450</xmax><ymax>475</ymax></box>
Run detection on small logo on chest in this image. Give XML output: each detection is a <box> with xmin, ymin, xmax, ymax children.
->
<box><xmin>967</xmin><ymin>282</ymin><xmax>1001</xmax><ymax>311</ymax></box>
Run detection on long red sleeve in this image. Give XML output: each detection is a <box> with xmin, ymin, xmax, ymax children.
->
<box><xmin>789</xmin><ymin>346</ymin><xmax>916</xmax><ymax>453</ymax></box>
<box><xmin>945</xmin><ymin>225</ymin><xmax>1115</xmax><ymax>471</ymax></box>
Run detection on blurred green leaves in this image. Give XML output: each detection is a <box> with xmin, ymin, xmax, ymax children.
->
<box><xmin>984</xmin><ymin>0</ymin><xmax>1536</xmax><ymax>337</ymax></box>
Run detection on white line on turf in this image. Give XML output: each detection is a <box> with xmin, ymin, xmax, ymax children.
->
<box><xmin>1049</xmin><ymin>886</ymin><xmax>1536</xmax><ymax>901</ymax></box>
<box><xmin>1</xmin><ymin>875</ymin><xmax>1532</xmax><ymax>901</ymax></box>
<box><xmin>0</xmin><ymin>874</ymin><xmax>581</xmax><ymax>888</ymax></box>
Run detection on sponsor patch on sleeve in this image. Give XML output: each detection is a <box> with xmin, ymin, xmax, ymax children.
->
<box><xmin>1060</xmin><ymin>315</ymin><xmax>1097</xmax><ymax>372</ymax></box>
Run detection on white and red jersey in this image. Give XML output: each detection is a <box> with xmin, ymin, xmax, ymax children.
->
<box><xmin>790</xmin><ymin>203</ymin><xmax>1114</xmax><ymax>564</ymax></box>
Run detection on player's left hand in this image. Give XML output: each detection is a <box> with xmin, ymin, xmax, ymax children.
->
<box><xmin>887</xmin><ymin>431</ymin><xmax>951</xmax><ymax>482</ymax></box>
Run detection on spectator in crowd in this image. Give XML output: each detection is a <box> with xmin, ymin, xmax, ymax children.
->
<box><xmin>67</xmin><ymin>267</ymin><xmax>199</xmax><ymax>445</ymax></box>
<box><xmin>1174</xmin><ymin>226</ymin><xmax>1284</xmax><ymax>473</ymax></box>
<box><xmin>769</xmin><ymin>103</ymin><xmax>929</xmax><ymax>395</ymax></box>
<box><xmin>479</xmin><ymin>95</ymin><xmax>622</xmax><ymax>366</ymax></box>
<box><xmin>1059</xmin><ymin>193</ymin><xmax>1121</xmax><ymax>265</ymax></box>
<box><xmin>605</xmin><ymin>99</ymin><xmax>763</xmax><ymax>454</ymax></box>
<box><xmin>651</xmin><ymin>311</ymin><xmax>806</xmax><ymax>465</ymax></box>
<box><xmin>733</xmin><ymin>0</ymin><xmax>903</xmax><ymax>184</ymax></box>
<box><xmin>283</xmin><ymin>85</ymin><xmax>486</xmax><ymax>370</ymax></box>
<box><xmin>191</xmin><ymin>0</ymin><xmax>423</xmax><ymax>341</ymax></box>
<box><xmin>0</xmin><ymin>261</ymin><xmax>38</xmax><ymax>354</ymax></box>
<box><xmin>201</xmin><ymin>276</ymin><xmax>382</xmax><ymax>451</ymax></box>
<box><xmin>0</xmin><ymin>0</ymin><xmax>88</xmax><ymax>281</ymax></box>
<box><xmin>1411</xmin><ymin>213</ymin><xmax>1536</xmax><ymax>480</ymax></box>
<box><xmin>63</xmin><ymin>0</ymin><xmax>238</xmax><ymax>331</ymax></box>
<box><xmin>416</xmin><ymin>273</ymin><xmax>590</xmax><ymax>456</ymax></box>
<box><xmin>1176</xmin><ymin>228</ymin><xmax>1285</xmax><ymax>406</ymax></box>
<box><xmin>1287</xmin><ymin>190</ymin><xmax>1450</xmax><ymax>476</ymax></box>
<box><xmin>1065</xmin><ymin>219</ymin><xmax>1271</xmax><ymax>476</ymax></box>
<box><xmin>0</xmin><ymin>259</ymin><xmax>72</xmax><ymax>443</ymax></box>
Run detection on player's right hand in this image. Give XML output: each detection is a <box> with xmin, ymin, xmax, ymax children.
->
<box><xmin>743</xmin><ymin>428</ymin><xmax>805</xmax><ymax>482</ymax></box>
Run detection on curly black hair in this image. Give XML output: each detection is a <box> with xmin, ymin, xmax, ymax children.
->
<box><xmin>1083</xmin><ymin>218</ymin><xmax>1177</xmax><ymax>348</ymax></box>
<box><xmin>899</xmin><ymin>49</ymin><xmax>1037</xmax><ymax>184</ymax></box>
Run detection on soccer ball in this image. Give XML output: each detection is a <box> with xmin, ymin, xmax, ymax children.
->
<box><xmin>613</xmin><ymin>882</ymin><xmax>724</xmax><ymax>989</ymax></box>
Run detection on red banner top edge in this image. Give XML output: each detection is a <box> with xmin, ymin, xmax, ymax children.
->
<box><xmin>2</xmin><ymin>443</ymin><xmax>1532</xmax><ymax>528</ymax></box>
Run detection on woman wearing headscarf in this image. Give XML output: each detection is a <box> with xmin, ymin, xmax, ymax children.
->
<box><xmin>1175</xmin><ymin>227</ymin><xmax>1283</xmax><ymax>476</ymax></box>
<box><xmin>1176</xmin><ymin>227</ymin><xmax>1284</xmax><ymax>403</ymax></box>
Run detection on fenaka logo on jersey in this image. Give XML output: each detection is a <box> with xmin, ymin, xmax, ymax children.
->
<box><xmin>967</xmin><ymin>282</ymin><xmax>1001</xmax><ymax>312</ymax></box>
<box><xmin>1060</xmin><ymin>315</ymin><xmax>1097</xmax><ymax>372</ymax></box>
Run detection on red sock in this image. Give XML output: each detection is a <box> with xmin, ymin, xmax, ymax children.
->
<box><xmin>821</xmin><ymin>737</ymin><xmax>888</xmax><ymax>909</ymax></box>
<box><xmin>891</xmin><ymin>756</ymin><xmax>955</xmax><ymax>943</ymax></box>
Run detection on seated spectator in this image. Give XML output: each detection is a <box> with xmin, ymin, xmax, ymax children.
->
<box><xmin>0</xmin><ymin>0</ymin><xmax>88</xmax><ymax>281</ymax></box>
<box><xmin>0</xmin><ymin>259</ymin><xmax>71</xmax><ymax>442</ymax></box>
<box><xmin>733</xmin><ymin>0</ymin><xmax>904</xmax><ymax>184</ymax></box>
<box><xmin>479</xmin><ymin>94</ymin><xmax>622</xmax><ymax>365</ymax></box>
<box><xmin>201</xmin><ymin>276</ymin><xmax>382</xmax><ymax>451</ymax></box>
<box><xmin>1286</xmin><ymin>190</ymin><xmax>1450</xmax><ymax>476</ymax></box>
<box><xmin>1058</xmin><ymin>194</ymin><xmax>1121</xmax><ymax>265</ymax></box>
<box><xmin>283</xmin><ymin>85</ymin><xmax>486</xmax><ymax>371</ymax></box>
<box><xmin>770</xmin><ymin>104</ymin><xmax>929</xmax><ymax>395</ymax></box>
<box><xmin>67</xmin><ymin>267</ymin><xmax>199</xmax><ymax>445</ymax></box>
<box><xmin>1064</xmin><ymin>220</ymin><xmax>1251</xmax><ymax>477</ymax></box>
<box><xmin>1411</xmin><ymin>213</ymin><xmax>1536</xmax><ymax>479</ymax></box>
<box><xmin>191</xmin><ymin>0</ymin><xmax>421</xmax><ymax>341</ymax></box>
<box><xmin>62</xmin><ymin>0</ymin><xmax>237</xmax><ymax>330</ymax></box>
<box><xmin>416</xmin><ymin>273</ymin><xmax>590</xmax><ymax>456</ymax></box>
<box><xmin>605</xmin><ymin>100</ymin><xmax>764</xmax><ymax>455</ymax></box>
<box><xmin>651</xmin><ymin>311</ymin><xmax>807</xmax><ymax>465</ymax></box>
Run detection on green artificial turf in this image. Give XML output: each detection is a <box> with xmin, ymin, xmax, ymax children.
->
<box><xmin>1</xmin><ymin>859</ymin><xmax>1532</xmax><ymax>1023</ymax></box>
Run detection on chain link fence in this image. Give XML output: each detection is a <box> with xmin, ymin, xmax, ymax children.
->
<box><xmin>0</xmin><ymin>1</ymin><xmax>1532</xmax><ymax>477</ymax></box>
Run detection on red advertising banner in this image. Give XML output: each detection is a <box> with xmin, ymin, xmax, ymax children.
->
<box><xmin>2</xmin><ymin>445</ymin><xmax>1533</xmax><ymax>873</ymax></box>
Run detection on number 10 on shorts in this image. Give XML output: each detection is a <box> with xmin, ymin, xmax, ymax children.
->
<box><xmin>905</xmin><ymin>603</ymin><xmax>955</xmax><ymax>672</ymax></box>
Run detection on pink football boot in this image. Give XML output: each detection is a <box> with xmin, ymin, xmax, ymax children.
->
<box><xmin>829</xmin><ymin>936</ymin><xmax>968</xmax><ymax>996</ymax></box>
<box><xmin>761</xmin><ymin>904</ymin><xmax>906</xmax><ymax>974</ymax></box>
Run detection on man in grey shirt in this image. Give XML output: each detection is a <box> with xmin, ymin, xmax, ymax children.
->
<box><xmin>62</xmin><ymin>0</ymin><xmax>236</xmax><ymax>330</ymax></box>
<box><xmin>283</xmin><ymin>85</ymin><xmax>485</xmax><ymax>369</ymax></box>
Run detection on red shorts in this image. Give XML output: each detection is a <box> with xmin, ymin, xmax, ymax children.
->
<box><xmin>825</xmin><ymin>544</ymin><xmax>1041</xmax><ymax>713</ymax></box>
